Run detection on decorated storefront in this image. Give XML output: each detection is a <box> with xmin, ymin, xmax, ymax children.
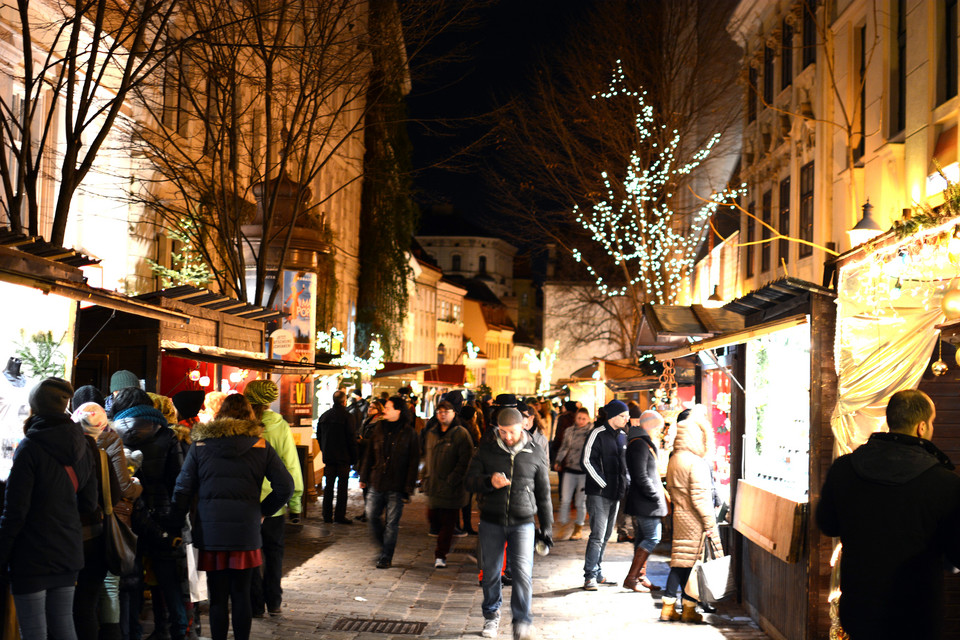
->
<box><xmin>657</xmin><ymin>277</ymin><xmax>837</xmax><ymax>640</ymax></box>
<box><xmin>828</xmin><ymin>212</ymin><xmax>960</xmax><ymax>639</ymax></box>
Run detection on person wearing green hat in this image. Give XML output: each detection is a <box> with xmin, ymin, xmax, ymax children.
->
<box><xmin>243</xmin><ymin>380</ymin><xmax>302</xmax><ymax>617</ymax></box>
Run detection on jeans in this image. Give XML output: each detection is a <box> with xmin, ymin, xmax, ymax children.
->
<box><xmin>367</xmin><ymin>489</ymin><xmax>405</xmax><ymax>562</ymax></box>
<box><xmin>631</xmin><ymin>515</ymin><xmax>662</xmax><ymax>553</ymax></box>
<box><xmin>583</xmin><ymin>494</ymin><xmax>618</xmax><ymax>580</ymax></box>
<box><xmin>478</xmin><ymin>520</ymin><xmax>535</xmax><ymax>625</ymax></box>
<box><xmin>430</xmin><ymin>507</ymin><xmax>459</xmax><ymax>560</ymax></box>
<box><xmin>250</xmin><ymin>514</ymin><xmax>285</xmax><ymax>613</ymax></box>
<box><xmin>665</xmin><ymin>566</ymin><xmax>695</xmax><ymax>603</ymax></box>
<box><xmin>101</xmin><ymin>573</ymin><xmax>121</xmax><ymax>624</ymax></box>
<box><xmin>14</xmin><ymin>586</ymin><xmax>78</xmax><ymax>640</ymax></box>
<box><xmin>558</xmin><ymin>473</ymin><xmax>586</xmax><ymax>525</ymax></box>
<box><xmin>207</xmin><ymin>568</ymin><xmax>254</xmax><ymax>640</ymax></box>
<box><xmin>323</xmin><ymin>463</ymin><xmax>351</xmax><ymax>521</ymax></box>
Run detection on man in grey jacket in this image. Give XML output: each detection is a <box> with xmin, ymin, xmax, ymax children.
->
<box><xmin>466</xmin><ymin>408</ymin><xmax>553</xmax><ymax>640</ymax></box>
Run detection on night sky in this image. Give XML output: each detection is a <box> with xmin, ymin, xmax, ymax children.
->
<box><xmin>406</xmin><ymin>0</ymin><xmax>589</xmax><ymax>231</ymax></box>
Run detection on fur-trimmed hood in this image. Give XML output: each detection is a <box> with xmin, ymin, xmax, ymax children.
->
<box><xmin>192</xmin><ymin>418</ymin><xmax>263</xmax><ymax>441</ymax></box>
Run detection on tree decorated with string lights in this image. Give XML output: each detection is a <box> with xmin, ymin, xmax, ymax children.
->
<box><xmin>571</xmin><ymin>62</ymin><xmax>743</xmax><ymax>310</ymax></box>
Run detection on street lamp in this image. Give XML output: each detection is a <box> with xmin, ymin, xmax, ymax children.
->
<box><xmin>848</xmin><ymin>200</ymin><xmax>884</xmax><ymax>248</ymax></box>
<box><xmin>703</xmin><ymin>285</ymin><xmax>724</xmax><ymax>308</ymax></box>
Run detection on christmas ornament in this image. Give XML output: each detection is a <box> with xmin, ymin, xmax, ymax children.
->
<box><xmin>942</xmin><ymin>281</ymin><xmax>960</xmax><ymax>319</ymax></box>
<box><xmin>933</xmin><ymin>337</ymin><xmax>948</xmax><ymax>376</ymax></box>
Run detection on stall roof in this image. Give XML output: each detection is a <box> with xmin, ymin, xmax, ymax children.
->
<box><xmin>638</xmin><ymin>303</ymin><xmax>744</xmax><ymax>349</ymax></box>
<box><xmin>161</xmin><ymin>341</ymin><xmax>341</xmax><ymax>375</ymax></box>
<box><xmin>723</xmin><ymin>277</ymin><xmax>835</xmax><ymax>316</ymax></box>
<box><xmin>136</xmin><ymin>286</ymin><xmax>285</xmax><ymax>322</ymax></box>
<box><xmin>656</xmin><ymin>314</ymin><xmax>809</xmax><ymax>361</ymax></box>
<box><xmin>562</xmin><ymin>359</ymin><xmax>696</xmax><ymax>392</ymax></box>
<box><xmin>0</xmin><ymin>228</ymin><xmax>101</xmax><ymax>267</ymax></box>
<box><xmin>423</xmin><ymin>364</ymin><xmax>466</xmax><ymax>386</ymax></box>
<box><xmin>373</xmin><ymin>362</ymin><xmax>433</xmax><ymax>378</ymax></box>
<box><xmin>0</xmin><ymin>245</ymin><xmax>190</xmax><ymax>324</ymax></box>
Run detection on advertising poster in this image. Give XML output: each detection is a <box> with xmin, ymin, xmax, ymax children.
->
<box><xmin>276</xmin><ymin>270</ymin><xmax>316</xmax><ymax>425</ymax></box>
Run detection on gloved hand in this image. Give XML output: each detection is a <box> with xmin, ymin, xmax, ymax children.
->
<box><xmin>537</xmin><ymin>529</ymin><xmax>554</xmax><ymax>548</ymax></box>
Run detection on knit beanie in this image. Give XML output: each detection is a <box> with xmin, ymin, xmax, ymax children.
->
<box><xmin>172</xmin><ymin>390</ymin><xmax>205</xmax><ymax>421</ymax></box>
<box><xmin>29</xmin><ymin>377</ymin><xmax>74</xmax><ymax>416</ymax></box>
<box><xmin>109</xmin><ymin>387</ymin><xmax>153</xmax><ymax>419</ymax></box>
<box><xmin>628</xmin><ymin>404</ymin><xmax>642</xmax><ymax>419</ymax></box>
<box><xmin>71</xmin><ymin>385</ymin><xmax>105</xmax><ymax>412</ymax></box>
<box><xmin>72</xmin><ymin>402</ymin><xmax>109</xmax><ymax>438</ymax></box>
<box><xmin>148</xmin><ymin>393</ymin><xmax>178</xmax><ymax>426</ymax></box>
<box><xmin>109</xmin><ymin>370</ymin><xmax>140</xmax><ymax>393</ymax></box>
<box><xmin>244</xmin><ymin>379</ymin><xmax>279</xmax><ymax>406</ymax></box>
<box><xmin>603</xmin><ymin>399</ymin><xmax>629</xmax><ymax>419</ymax></box>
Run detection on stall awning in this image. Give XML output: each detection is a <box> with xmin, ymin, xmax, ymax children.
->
<box><xmin>722</xmin><ymin>277</ymin><xmax>834</xmax><ymax>317</ymax></box>
<box><xmin>638</xmin><ymin>303</ymin><xmax>744</xmax><ymax>348</ymax></box>
<box><xmin>161</xmin><ymin>341</ymin><xmax>341</xmax><ymax>375</ymax></box>
<box><xmin>655</xmin><ymin>314</ymin><xmax>809</xmax><ymax>361</ymax></box>
<box><xmin>561</xmin><ymin>359</ymin><xmax>696</xmax><ymax>392</ymax></box>
<box><xmin>373</xmin><ymin>362</ymin><xmax>433</xmax><ymax>378</ymax></box>
<box><xmin>423</xmin><ymin>364</ymin><xmax>466</xmax><ymax>386</ymax></box>
<box><xmin>0</xmin><ymin>245</ymin><xmax>191</xmax><ymax>324</ymax></box>
<box><xmin>137</xmin><ymin>286</ymin><xmax>285</xmax><ymax>322</ymax></box>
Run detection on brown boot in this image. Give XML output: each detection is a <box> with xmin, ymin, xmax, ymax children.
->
<box><xmin>659</xmin><ymin>597</ymin><xmax>681</xmax><ymax>622</ymax></box>
<box><xmin>639</xmin><ymin>561</ymin><xmax>660</xmax><ymax>591</ymax></box>
<box><xmin>622</xmin><ymin>547</ymin><xmax>651</xmax><ymax>592</ymax></box>
<box><xmin>680</xmin><ymin>602</ymin><xmax>703</xmax><ymax>623</ymax></box>
<box><xmin>569</xmin><ymin>524</ymin><xmax>584</xmax><ymax>540</ymax></box>
<box><xmin>556</xmin><ymin>523</ymin><xmax>572</xmax><ymax>541</ymax></box>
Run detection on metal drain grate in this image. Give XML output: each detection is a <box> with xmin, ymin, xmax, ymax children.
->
<box><xmin>332</xmin><ymin>617</ymin><xmax>427</xmax><ymax>635</ymax></box>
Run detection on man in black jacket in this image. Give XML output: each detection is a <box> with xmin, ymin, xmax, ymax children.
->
<box><xmin>466</xmin><ymin>408</ymin><xmax>552</xmax><ymax>640</ymax></box>
<box><xmin>816</xmin><ymin>389</ymin><xmax>960</xmax><ymax>639</ymax></box>
<box><xmin>317</xmin><ymin>390</ymin><xmax>358</xmax><ymax>524</ymax></box>
<box><xmin>581</xmin><ymin>399</ymin><xmax>629</xmax><ymax>591</ymax></box>
<box><xmin>359</xmin><ymin>396</ymin><xmax>419</xmax><ymax>569</ymax></box>
<box><xmin>622</xmin><ymin>410</ymin><xmax>668</xmax><ymax>592</ymax></box>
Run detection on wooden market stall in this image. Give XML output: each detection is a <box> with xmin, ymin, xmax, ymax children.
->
<box><xmin>658</xmin><ymin>277</ymin><xmax>837</xmax><ymax>640</ymax></box>
<box><xmin>75</xmin><ymin>286</ymin><xmax>340</xmax><ymax>511</ymax></box>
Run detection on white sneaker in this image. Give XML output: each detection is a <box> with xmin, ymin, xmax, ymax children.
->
<box><xmin>481</xmin><ymin>617</ymin><xmax>499</xmax><ymax>638</ymax></box>
<box><xmin>434</xmin><ymin>557</ymin><xmax>446</xmax><ymax>568</ymax></box>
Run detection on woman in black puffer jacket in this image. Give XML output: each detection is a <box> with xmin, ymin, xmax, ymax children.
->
<box><xmin>171</xmin><ymin>394</ymin><xmax>293</xmax><ymax>640</ymax></box>
<box><xmin>0</xmin><ymin>378</ymin><xmax>99</xmax><ymax>640</ymax></box>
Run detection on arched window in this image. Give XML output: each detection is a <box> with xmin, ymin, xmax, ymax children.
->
<box><xmin>452</xmin><ymin>254</ymin><xmax>461</xmax><ymax>271</ymax></box>
<box><xmin>478</xmin><ymin>255</ymin><xmax>487</xmax><ymax>272</ymax></box>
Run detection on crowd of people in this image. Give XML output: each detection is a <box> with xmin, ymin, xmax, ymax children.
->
<box><xmin>0</xmin><ymin>372</ymin><xmax>301</xmax><ymax>640</ymax></box>
<box><xmin>0</xmin><ymin>371</ymin><xmax>732</xmax><ymax>640</ymax></box>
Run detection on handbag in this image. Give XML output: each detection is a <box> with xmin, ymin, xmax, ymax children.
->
<box><xmin>99</xmin><ymin>450</ymin><xmax>138</xmax><ymax>576</ymax></box>
<box><xmin>685</xmin><ymin>532</ymin><xmax>734</xmax><ymax>605</ymax></box>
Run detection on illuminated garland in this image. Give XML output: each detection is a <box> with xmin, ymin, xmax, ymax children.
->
<box><xmin>317</xmin><ymin>327</ymin><xmax>385</xmax><ymax>377</ymax></box>
<box><xmin>571</xmin><ymin>61</ymin><xmax>745</xmax><ymax>304</ymax></box>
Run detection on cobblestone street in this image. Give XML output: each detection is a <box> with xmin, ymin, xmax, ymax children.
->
<box><xmin>241</xmin><ymin>485</ymin><xmax>771</xmax><ymax>640</ymax></box>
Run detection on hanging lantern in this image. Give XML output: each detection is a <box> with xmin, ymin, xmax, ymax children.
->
<box><xmin>188</xmin><ymin>370</ymin><xmax>201</xmax><ymax>382</ymax></box>
<box><xmin>198</xmin><ymin>375</ymin><xmax>211</xmax><ymax>387</ymax></box>
<box><xmin>942</xmin><ymin>281</ymin><xmax>960</xmax><ymax>319</ymax></box>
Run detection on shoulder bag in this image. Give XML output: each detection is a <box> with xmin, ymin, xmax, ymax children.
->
<box><xmin>99</xmin><ymin>449</ymin><xmax>138</xmax><ymax>576</ymax></box>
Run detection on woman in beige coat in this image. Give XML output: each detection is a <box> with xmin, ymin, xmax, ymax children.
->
<box><xmin>661</xmin><ymin>411</ymin><xmax>721</xmax><ymax>623</ymax></box>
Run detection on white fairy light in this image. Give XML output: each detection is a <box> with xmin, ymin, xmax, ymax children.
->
<box><xmin>573</xmin><ymin>61</ymin><xmax>743</xmax><ymax>304</ymax></box>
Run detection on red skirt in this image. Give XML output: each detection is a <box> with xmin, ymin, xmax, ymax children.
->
<box><xmin>198</xmin><ymin>549</ymin><xmax>262</xmax><ymax>571</ymax></box>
